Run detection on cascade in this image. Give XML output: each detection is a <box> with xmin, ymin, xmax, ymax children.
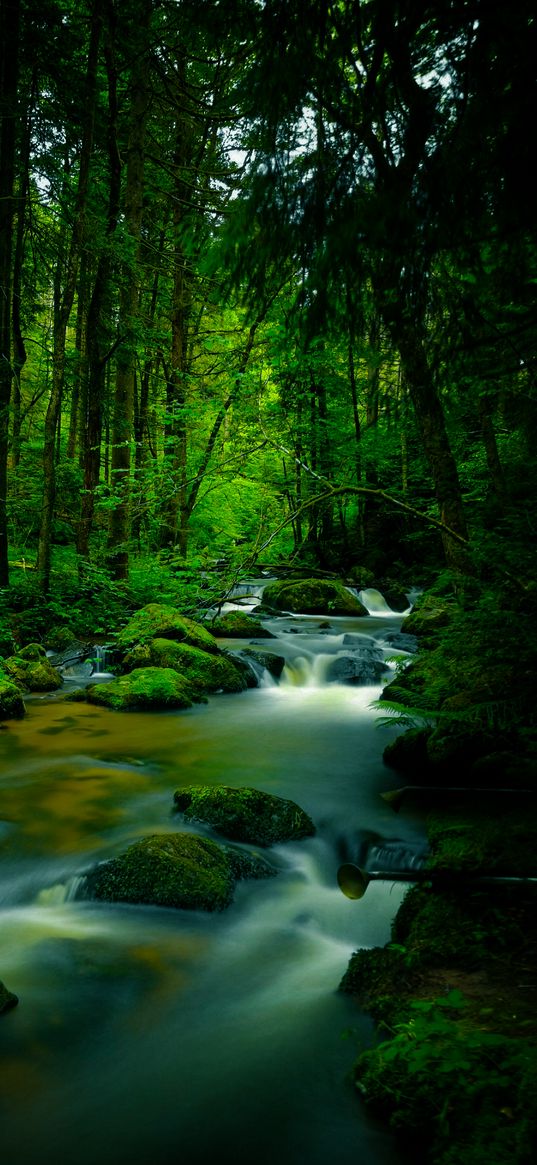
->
<box><xmin>0</xmin><ymin>577</ymin><xmax>422</xmax><ymax>1165</ymax></box>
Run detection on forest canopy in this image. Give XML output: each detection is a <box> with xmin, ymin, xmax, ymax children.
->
<box><xmin>0</xmin><ymin>0</ymin><xmax>536</xmax><ymax>600</ymax></box>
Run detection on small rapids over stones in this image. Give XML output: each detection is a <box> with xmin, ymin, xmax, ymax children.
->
<box><xmin>0</xmin><ymin>581</ymin><xmax>424</xmax><ymax>1165</ymax></box>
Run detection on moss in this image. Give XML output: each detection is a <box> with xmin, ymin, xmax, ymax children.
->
<box><xmin>84</xmin><ymin>832</ymin><xmax>237</xmax><ymax>911</ymax></box>
<box><xmin>0</xmin><ymin>676</ymin><xmax>26</xmax><ymax>719</ymax></box>
<box><xmin>383</xmin><ymin>727</ymin><xmax>433</xmax><ymax>775</ymax></box>
<box><xmin>427</xmin><ymin>809</ymin><xmax>537</xmax><ymax>877</ymax></box>
<box><xmin>116</xmin><ymin>604</ymin><xmax>219</xmax><ymax>653</ymax></box>
<box><xmin>261</xmin><ymin>577</ymin><xmax>368</xmax><ymax>615</ymax></box>
<box><xmin>173</xmin><ymin>784</ymin><xmax>316</xmax><ymax>846</ymax></box>
<box><xmin>209</xmin><ymin>611</ymin><xmax>275</xmax><ymax>638</ymax></box>
<box><xmin>123</xmin><ymin>638</ymin><xmax>246</xmax><ymax>696</ymax></box>
<box><xmin>82</xmin><ymin>667</ymin><xmax>194</xmax><ymax>711</ymax></box>
<box><xmin>4</xmin><ymin>643</ymin><xmax>63</xmax><ymax>691</ymax></box>
<box><xmin>0</xmin><ymin>979</ymin><xmax>18</xmax><ymax>1014</ymax></box>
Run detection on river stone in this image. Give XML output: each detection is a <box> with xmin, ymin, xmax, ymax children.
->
<box><xmin>261</xmin><ymin>578</ymin><xmax>368</xmax><ymax>616</ymax></box>
<box><xmin>382</xmin><ymin>631</ymin><xmax>418</xmax><ymax>654</ymax></box>
<box><xmin>0</xmin><ymin>676</ymin><xmax>26</xmax><ymax>719</ymax></box>
<box><xmin>234</xmin><ymin>648</ymin><xmax>286</xmax><ymax>680</ymax></box>
<box><xmin>208</xmin><ymin>611</ymin><xmax>276</xmax><ymax>638</ymax></box>
<box><xmin>81</xmin><ymin>667</ymin><xmax>194</xmax><ymax>711</ymax></box>
<box><xmin>122</xmin><ymin>639</ymin><xmax>246</xmax><ymax>696</ymax></box>
<box><xmin>324</xmin><ymin>655</ymin><xmax>388</xmax><ymax>685</ymax></box>
<box><xmin>0</xmin><ymin>979</ymin><xmax>18</xmax><ymax>1014</ymax></box>
<box><xmin>173</xmin><ymin>785</ymin><xmax>316</xmax><ymax>846</ymax></box>
<box><xmin>3</xmin><ymin>643</ymin><xmax>63</xmax><ymax>691</ymax></box>
<box><xmin>116</xmin><ymin>604</ymin><xmax>220</xmax><ymax>654</ymax></box>
<box><xmin>83</xmin><ymin>832</ymin><xmax>272</xmax><ymax>911</ymax></box>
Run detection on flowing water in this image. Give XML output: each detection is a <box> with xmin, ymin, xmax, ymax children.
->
<box><xmin>0</xmin><ymin>592</ymin><xmax>425</xmax><ymax>1165</ymax></box>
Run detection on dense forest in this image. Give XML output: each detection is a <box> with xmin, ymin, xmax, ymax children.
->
<box><xmin>1</xmin><ymin>2</ymin><xmax>537</xmax><ymax>1163</ymax></box>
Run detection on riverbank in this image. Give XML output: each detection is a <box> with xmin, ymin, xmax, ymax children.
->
<box><xmin>339</xmin><ymin>809</ymin><xmax>537</xmax><ymax>1164</ymax></box>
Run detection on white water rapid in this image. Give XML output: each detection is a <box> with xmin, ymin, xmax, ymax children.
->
<box><xmin>0</xmin><ymin>587</ymin><xmax>423</xmax><ymax>1165</ymax></box>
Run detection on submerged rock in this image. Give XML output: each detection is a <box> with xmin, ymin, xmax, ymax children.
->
<box><xmin>3</xmin><ymin>643</ymin><xmax>62</xmax><ymax>691</ymax></box>
<box><xmin>0</xmin><ymin>675</ymin><xmax>26</xmax><ymax>719</ymax></box>
<box><xmin>79</xmin><ymin>667</ymin><xmax>194</xmax><ymax>711</ymax></box>
<box><xmin>261</xmin><ymin>578</ymin><xmax>368</xmax><ymax>616</ymax></box>
<box><xmin>123</xmin><ymin>638</ymin><xmax>246</xmax><ymax>696</ymax></box>
<box><xmin>116</xmin><ymin>604</ymin><xmax>219</xmax><ymax>653</ymax></box>
<box><xmin>173</xmin><ymin>785</ymin><xmax>316</xmax><ymax>846</ymax></box>
<box><xmin>208</xmin><ymin>611</ymin><xmax>275</xmax><ymax>638</ymax></box>
<box><xmin>0</xmin><ymin>980</ymin><xmax>18</xmax><ymax>1014</ymax></box>
<box><xmin>84</xmin><ymin>832</ymin><xmax>274</xmax><ymax>912</ymax></box>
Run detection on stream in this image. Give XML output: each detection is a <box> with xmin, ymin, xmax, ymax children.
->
<box><xmin>0</xmin><ymin>588</ymin><xmax>426</xmax><ymax>1165</ymax></box>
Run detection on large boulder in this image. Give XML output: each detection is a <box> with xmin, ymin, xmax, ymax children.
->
<box><xmin>208</xmin><ymin>611</ymin><xmax>275</xmax><ymax>638</ymax></box>
<box><xmin>401</xmin><ymin>594</ymin><xmax>453</xmax><ymax>639</ymax></box>
<box><xmin>0</xmin><ymin>675</ymin><xmax>26</xmax><ymax>719</ymax></box>
<box><xmin>324</xmin><ymin>655</ymin><xmax>388</xmax><ymax>685</ymax></box>
<box><xmin>3</xmin><ymin>643</ymin><xmax>62</xmax><ymax>691</ymax></box>
<box><xmin>83</xmin><ymin>832</ymin><xmax>274</xmax><ymax>912</ymax></box>
<box><xmin>116</xmin><ymin>604</ymin><xmax>220</xmax><ymax>654</ymax></box>
<box><xmin>260</xmin><ymin>578</ymin><xmax>368</xmax><ymax>616</ymax></box>
<box><xmin>123</xmin><ymin>639</ymin><xmax>246</xmax><ymax>696</ymax></box>
<box><xmin>77</xmin><ymin>667</ymin><xmax>194</xmax><ymax>711</ymax></box>
<box><xmin>173</xmin><ymin>785</ymin><xmax>316</xmax><ymax>846</ymax></box>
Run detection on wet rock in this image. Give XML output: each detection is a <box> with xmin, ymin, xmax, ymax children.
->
<box><xmin>123</xmin><ymin>639</ymin><xmax>246</xmax><ymax>696</ymax></box>
<box><xmin>84</xmin><ymin>832</ymin><xmax>274</xmax><ymax>912</ymax></box>
<box><xmin>173</xmin><ymin>785</ymin><xmax>316</xmax><ymax>846</ymax></box>
<box><xmin>382</xmin><ymin>631</ymin><xmax>418</xmax><ymax>654</ymax></box>
<box><xmin>325</xmin><ymin>655</ymin><xmax>388</xmax><ymax>685</ymax></box>
<box><xmin>232</xmin><ymin>648</ymin><xmax>286</xmax><ymax>683</ymax></box>
<box><xmin>0</xmin><ymin>980</ymin><xmax>18</xmax><ymax>1014</ymax></box>
<box><xmin>208</xmin><ymin>611</ymin><xmax>275</xmax><ymax>638</ymax></box>
<box><xmin>47</xmin><ymin>639</ymin><xmax>96</xmax><ymax>670</ymax></box>
<box><xmin>261</xmin><ymin>578</ymin><xmax>368</xmax><ymax>616</ymax></box>
<box><xmin>80</xmin><ymin>667</ymin><xmax>194</xmax><ymax>711</ymax></box>
<box><xmin>3</xmin><ymin>643</ymin><xmax>62</xmax><ymax>692</ymax></box>
<box><xmin>341</xmin><ymin>634</ymin><xmax>384</xmax><ymax>659</ymax></box>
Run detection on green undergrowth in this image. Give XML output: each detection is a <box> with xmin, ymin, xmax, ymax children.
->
<box><xmin>340</xmin><ymin>810</ymin><xmax>537</xmax><ymax>1164</ymax></box>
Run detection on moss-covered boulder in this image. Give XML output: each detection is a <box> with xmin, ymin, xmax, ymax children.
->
<box><xmin>123</xmin><ymin>639</ymin><xmax>246</xmax><ymax>696</ymax></box>
<box><xmin>0</xmin><ymin>979</ymin><xmax>18</xmax><ymax>1014</ymax></box>
<box><xmin>173</xmin><ymin>785</ymin><xmax>316</xmax><ymax>846</ymax></box>
<box><xmin>401</xmin><ymin>593</ymin><xmax>453</xmax><ymax>639</ymax></box>
<box><xmin>84</xmin><ymin>832</ymin><xmax>273</xmax><ymax>911</ymax></box>
<box><xmin>0</xmin><ymin>675</ymin><xmax>26</xmax><ymax>719</ymax></box>
<box><xmin>3</xmin><ymin>643</ymin><xmax>62</xmax><ymax>691</ymax></box>
<box><xmin>209</xmin><ymin>611</ymin><xmax>275</xmax><ymax>638</ymax></box>
<box><xmin>81</xmin><ymin>667</ymin><xmax>194</xmax><ymax>711</ymax></box>
<box><xmin>261</xmin><ymin>577</ymin><xmax>368</xmax><ymax>616</ymax></box>
<box><xmin>116</xmin><ymin>604</ymin><xmax>219</xmax><ymax>653</ymax></box>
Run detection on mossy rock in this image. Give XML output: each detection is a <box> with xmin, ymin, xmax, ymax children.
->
<box><xmin>261</xmin><ymin>578</ymin><xmax>368</xmax><ymax>616</ymax></box>
<box><xmin>383</xmin><ymin>727</ymin><xmax>433</xmax><ymax>775</ymax></box>
<box><xmin>427</xmin><ymin>810</ymin><xmax>537</xmax><ymax>877</ymax></box>
<box><xmin>84</xmin><ymin>832</ymin><xmax>272</xmax><ymax>912</ymax></box>
<box><xmin>82</xmin><ymin>667</ymin><xmax>194</xmax><ymax>711</ymax></box>
<box><xmin>209</xmin><ymin>611</ymin><xmax>275</xmax><ymax>638</ymax></box>
<box><xmin>123</xmin><ymin>639</ymin><xmax>246</xmax><ymax>696</ymax></box>
<box><xmin>173</xmin><ymin>784</ymin><xmax>316</xmax><ymax>846</ymax></box>
<box><xmin>234</xmin><ymin>648</ymin><xmax>286</xmax><ymax>680</ymax></box>
<box><xmin>4</xmin><ymin>643</ymin><xmax>63</xmax><ymax>692</ymax></box>
<box><xmin>44</xmin><ymin>625</ymin><xmax>77</xmax><ymax>652</ymax></box>
<box><xmin>116</xmin><ymin>604</ymin><xmax>219</xmax><ymax>654</ymax></box>
<box><xmin>0</xmin><ymin>979</ymin><xmax>18</xmax><ymax>1014</ymax></box>
<box><xmin>0</xmin><ymin>676</ymin><xmax>26</xmax><ymax>719</ymax></box>
<box><xmin>401</xmin><ymin>594</ymin><xmax>453</xmax><ymax>638</ymax></box>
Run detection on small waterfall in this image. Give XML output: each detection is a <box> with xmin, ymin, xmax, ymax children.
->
<box><xmin>91</xmin><ymin>644</ymin><xmax>114</xmax><ymax>677</ymax></box>
<box><xmin>358</xmin><ymin>587</ymin><xmax>411</xmax><ymax>616</ymax></box>
<box><xmin>35</xmin><ymin>874</ymin><xmax>86</xmax><ymax>906</ymax></box>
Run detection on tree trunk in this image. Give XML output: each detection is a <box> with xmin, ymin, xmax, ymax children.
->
<box><xmin>36</xmin><ymin>0</ymin><xmax>101</xmax><ymax>592</ymax></box>
<box><xmin>0</xmin><ymin>0</ymin><xmax>20</xmax><ymax>586</ymax></box>
<box><xmin>106</xmin><ymin>4</ymin><xmax>149</xmax><ymax>581</ymax></box>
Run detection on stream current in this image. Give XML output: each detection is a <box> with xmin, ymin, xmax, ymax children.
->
<box><xmin>0</xmin><ymin>590</ymin><xmax>425</xmax><ymax>1165</ymax></box>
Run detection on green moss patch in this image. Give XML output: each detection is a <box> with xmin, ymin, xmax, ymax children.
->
<box><xmin>261</xmin><ymin>578</ymin><xmax>368</xmax><ymax>615</ymax></box>
<box><xmin>174</xmin><ymin>784</ymin><xmax>316</xmax><ymax>846</ymax></box>
<box><xmin>4</xmin><ymin>642</ymin><xmax>62</xmax><ymax>692</ymax></box>
<box><xmin>124</xmin><ymin>638</ymin><xmax>246</xmax><ymax>696</ymax></box>
<box><xmin>116</xmin><ymin>604</ymin><xmax>219</xmax><ymax>653</ymax></box>
<box><xmin>0</xmin><ymin>676</ymin><xmax>26</xmax><ymax>719</ymax></box>
<box><xmin>209</xmin><ymin>611</ymin><xmax>275</xmax><ymax>638</ymax></box>
<box><xmin>82</xmin><ymin>667</ymin><xmax>194</xmax><ymax>711</ymax></box>
<box><xmin>84</xmin><ymin>831</ymin><xmax>274</xmax><ymax>911</ymax></box>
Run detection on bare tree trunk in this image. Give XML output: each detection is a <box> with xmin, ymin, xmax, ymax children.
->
<box><xmin>0</xmin><ymin>0</ymin><xmax>20</xmax><ymax>585</ymax></box>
